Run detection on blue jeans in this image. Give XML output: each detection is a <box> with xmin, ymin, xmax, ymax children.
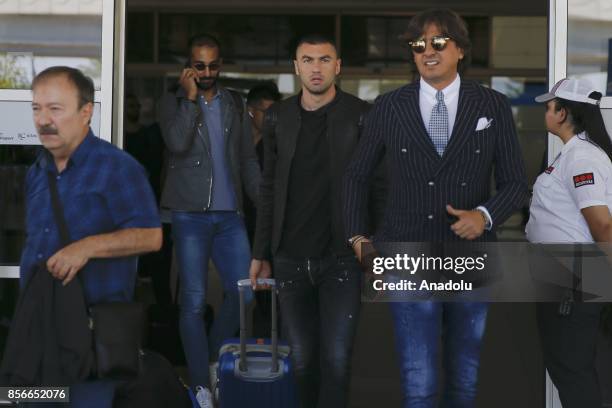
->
<box><xmin>389</xmin><ymin>301</ymin><xmax>488</xmax><ymax>408</ymax></box>
<box><xmin>172</xmin><ymin>211</ymin><xmax>253</xmax><ymax>389</ymax></box>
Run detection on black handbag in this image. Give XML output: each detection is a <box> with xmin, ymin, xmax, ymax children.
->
<box><xmin>47</xmin><ymin>172</ymin><xmax>144</xmax><ymax>380</ymax></box>
<box><xmin>89</xmin><ymin>302</ymin><xmax>145</xmax><ymax>379</ymax></box>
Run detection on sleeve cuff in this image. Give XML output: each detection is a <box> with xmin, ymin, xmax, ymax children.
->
<box><xmin>578</xmin><ymin>200</ymin><xmax>607</xmax><ymax>210</ymax></box>
<box><xmin>476</xmin><ymin>206</ymin><xmax>493</xmax><ymax>230</ymax></box>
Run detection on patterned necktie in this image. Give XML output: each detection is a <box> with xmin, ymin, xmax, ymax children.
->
<box><xmin>428</xmin><ymin>90</ymin><xmax>449</xmax><ymax>156</ymax></box>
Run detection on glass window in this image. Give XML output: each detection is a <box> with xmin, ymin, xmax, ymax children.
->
<box><xmin>464</xmin><ymin>16</ymin><xmax>491</xmax><ymax>68</ymax></box>
<box><xmin>0</xmin><ymin>145</ymin><xmax>40</xmax><ymax>264</ymax></box>
<box><xmin>0</xmin><ymin>3</ymin><xmax>103</xmax><ymax>90</ymax></box>
<box><xmin>567</xmin><ymin>0</ymin><xmax>612</xmax><ymax>94</ymax></box>
<box><xmin>340</xmin><ymin>78</ymin><xmax>410</xmax><ymax>101</ymax></box>
<box><xmin>158</xmin><ymin>14</ymin><xmax>335</xmax><ymax>66</ymax></box>
<box><xmin>341</xmin><ymin>16</ymin><xmax>410</xmax><ymax>68</ymax></box>
<box><xmin>341</xmin><ymin>16</ymin><xmax>489</xmax><ymax>68</ymax></box>
<box><xmin>491</xmin><ymin>17</ymin><xmax>546</xmax><ymax>69</ymax></box>
<box><xmin>127</xmin><ymin>12</ymin><xmax>154</xmax><ymax>63</ymax></box>
<box><xmin>491</xmin><ymin>77</ymin><xmax>548</xmax><ymax>187</ymax></box>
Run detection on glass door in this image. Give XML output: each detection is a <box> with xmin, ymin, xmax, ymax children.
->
<box><xmin>0</xmin><ymin>0</ymin><xmax>120</xmax><ymax>279</ymax></box>
<box><xmin>548</xmin><ymin>1</ymin><xmax>612</xmax><ymax>406</ymax></box>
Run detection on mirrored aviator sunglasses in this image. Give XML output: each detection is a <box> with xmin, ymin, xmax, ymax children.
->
<box><xmin>408</xmin><ymin>35</ymin><xmax>452</xmax><ymax>53</ymax></box>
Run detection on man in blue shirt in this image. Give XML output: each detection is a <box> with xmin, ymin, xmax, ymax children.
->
<box><xmin>22</xmin><ymin>66</ymin><xmax>162</xmax><ymax>407</ymax></box>
<box><xmin>159</xmin><ymin>34</ymin><xmax>260</xmax><ymax>408</ymax></box>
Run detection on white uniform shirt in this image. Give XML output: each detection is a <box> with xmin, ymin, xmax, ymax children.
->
<box><xmin>526</xmin><ymin>133</ymin><xmax>612</xmax><ymax>243</ymax></box>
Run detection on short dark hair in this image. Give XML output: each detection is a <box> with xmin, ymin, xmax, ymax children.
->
<box><xmin>405</xmin><ymin>9</ymin><xmax>472</xmax><ymax>76</ymax></box>
<box><xmin>294</xmin><ymin>33</ymin><xmax>338</xmax><ymax>59</ymax></box>
<box><xmin>188</xmin><ymin>33</ymin><xmax>221</xmax><ymax>56</ymax></box>
<box><xmin>32</xmin><ymin>66</ymin><xmax>94</xmax><ymax>108</ymax></box>
<box><xmin>247</xmin><ymin>82</ymin><xmax>281</xmax><ymax>107</ymax></box>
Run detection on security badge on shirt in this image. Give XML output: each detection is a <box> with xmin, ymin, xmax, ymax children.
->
<box><xmin>543</xmin><ymin>163</ymin><xmax>595</xmax><ymax>189</ymax></box>
<box><xmin>573</xmin><ymin>173</ymin><xmax>595</xmax><ymax>188</ymax></box>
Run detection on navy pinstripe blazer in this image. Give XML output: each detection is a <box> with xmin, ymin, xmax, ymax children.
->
<box><xmin>343</xmin><ymin>79</ymin><xmax>529</xmax><ymax>243</ymax></box>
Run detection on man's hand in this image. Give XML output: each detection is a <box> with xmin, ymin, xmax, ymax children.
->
<box><xmin>249</xmin><ymin>259</ymin><xmax>272</xmax><ymax>290</ymax></box>
<box><xmin>47</xmin><ymin>240</ymin><xmax>91</xmax><ymax>286</ymax></box>
<box><xmin>351</xmin><ymin>236</ymin><xmax>372</xmax><ymax>262</ymax></box>
<box><xmin>179</xmin><ymin>67</ymin><xmax>198</xmax><ymax>101</ymax></box>
<box><xmin>447</xmin><ymin>205</ymin><xmax>486</xmax><ymax>240</ymax></box>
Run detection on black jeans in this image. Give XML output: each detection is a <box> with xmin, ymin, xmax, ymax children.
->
<box><xmin>537</xmin><ymin>302</ymin><xmax>604</xmax><ymax>408</ymax></box>
<box><xmin>274</xmin><ymin>253</ymin><xmax>362</xmax><ymax>408</ymax></box>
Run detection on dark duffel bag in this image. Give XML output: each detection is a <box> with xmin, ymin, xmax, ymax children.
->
<box><xmin>113</xmin><ymin>349</ymin><xmax>193</xmax><ymax>408</ymax></box>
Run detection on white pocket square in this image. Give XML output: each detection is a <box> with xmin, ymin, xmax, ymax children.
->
<box><xmin>475</xmin><ymin>117</ymin><xmax>493</xmax><ymax>131</ymax></box>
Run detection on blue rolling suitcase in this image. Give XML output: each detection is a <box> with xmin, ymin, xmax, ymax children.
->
<box><xmin>216</xmin><ymin>278</ymin><xmax>298</xmax><ymax>408</ymax></box>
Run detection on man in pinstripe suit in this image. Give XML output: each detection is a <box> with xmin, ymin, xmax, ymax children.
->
<box><xmin>343</xmin><ymin>9</ymin><xmax>528</xmax><ymax>408</ymax></box>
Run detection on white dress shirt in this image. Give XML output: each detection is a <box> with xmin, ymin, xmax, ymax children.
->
<box><xmin>526</xmin><ymin>133</ymin><xmax>612</xmax><ymax>243</ymax></box>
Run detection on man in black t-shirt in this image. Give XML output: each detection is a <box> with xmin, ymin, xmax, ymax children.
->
<box><xmin>249</xmin><ymin>34</ymin><xmax>380</xmax><ymax>408</ymax></box>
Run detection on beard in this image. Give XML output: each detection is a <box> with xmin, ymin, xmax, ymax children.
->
<box><xmin>196</xmin><ymin>75</ymin><xmax>218</xmax><ymax>90</ymax></box>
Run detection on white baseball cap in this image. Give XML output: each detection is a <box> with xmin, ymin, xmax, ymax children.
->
<box><xmin>535</xmin><ymin>77</ymin><xmax>600</xmax><ymax>105</ymax></box>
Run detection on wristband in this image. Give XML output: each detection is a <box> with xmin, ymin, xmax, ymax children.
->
<box><xmin>348</xmin><ymin>235</ymin><xmax>366</xmax><ymax>248</ymax></box>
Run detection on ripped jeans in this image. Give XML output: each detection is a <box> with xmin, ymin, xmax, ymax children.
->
<box><xmin>389</xmin><ymin>301</ymin><xmax>488</xmax><ymax>408</ymax></box>
<box><xmin>274</xmin><ymin>253</ymin><xmax>362</xmax><ymax>408</ymax></box>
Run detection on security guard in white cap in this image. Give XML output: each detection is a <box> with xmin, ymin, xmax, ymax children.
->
<box><xmin>528</xmin><ymin>77</ymin><xmax>612</xmax><ymax>408</ymax></box>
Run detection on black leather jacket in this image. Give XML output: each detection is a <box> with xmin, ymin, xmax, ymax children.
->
<box><xmin>159</xmin><ymin>87</ymin><xmax>260</xmax><ymax>212</ymax></box>
<box><xmin>253</xmin><ymin>89</ymin><xmax>386</xmax><ymax>260</ymax></box>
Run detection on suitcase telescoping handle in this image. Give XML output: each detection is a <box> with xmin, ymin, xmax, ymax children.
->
<box><xmin>237</xmin><ymin>279</ymin><xmax>278</xmax><ymax>373</ymax></box>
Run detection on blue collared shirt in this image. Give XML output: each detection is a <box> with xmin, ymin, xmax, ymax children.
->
<box><xmin>19</xmin><ymin>130</ymin><xmax>161</xmax><ymax>304</ymax></box>
<box><xmin>199</xmin><ymin>92</ymin><xmax>237</xmax><ymax>210</ymax></box>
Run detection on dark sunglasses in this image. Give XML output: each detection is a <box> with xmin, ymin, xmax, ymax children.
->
<box><xmin>192</xmin><ymin>61</ymin><xmax>221</xmax><ymax>71</ymax></box>
<box><xmin>408</xmin><ymin>35</ymin><xmax>452</xmax><ymax>53</ymax></box>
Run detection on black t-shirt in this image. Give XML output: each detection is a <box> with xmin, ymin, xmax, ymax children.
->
<box><xmin>278</xmin><ymin>99</ymin><xmax>336</xmax><ymax>258</ymax></box>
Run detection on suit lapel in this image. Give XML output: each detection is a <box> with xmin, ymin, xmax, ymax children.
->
<box><xmin>435</xmin><ymin>80</ymin><xmax>486</xmax><ymax>175</ymax></box>
<box><xmin>392</xmin><ymin>83</ymin><xmax>441</xmax><ymax>163</ymax></box>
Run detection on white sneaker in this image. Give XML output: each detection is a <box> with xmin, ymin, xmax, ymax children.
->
<box><xmin>195</xmin><ymin>386</ymin><xmax>214</xmax><ymax>408</ymax></box>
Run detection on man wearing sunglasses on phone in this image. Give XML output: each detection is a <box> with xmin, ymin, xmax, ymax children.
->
<box><xmin>159</xmin><ymin>33</ymin><xmax>260</xmax><ymax>408</ymax></box>
<box><xmin>343</xmin><ymin>9</ymin><xmax>527</xmax><ymax>408</ymax></box>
